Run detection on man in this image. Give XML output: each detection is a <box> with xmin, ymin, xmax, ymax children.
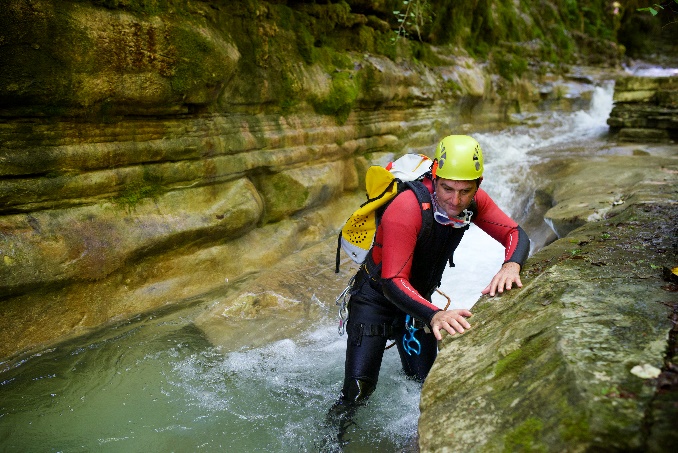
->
<box><xmin>328</xmin><ymin>135</ymin><xmax>530</xmax><ymax>429</ymax></box>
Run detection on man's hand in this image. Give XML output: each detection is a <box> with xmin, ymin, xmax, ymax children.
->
<box><xmin>482</xmin><ymin>262</ymin><xmax>522</xmax><ymax>297</ymax></box>
<box><xmin>430</xmin><ymin>309</ymin><xmax>473</xmax><ymax>341</ymax></box>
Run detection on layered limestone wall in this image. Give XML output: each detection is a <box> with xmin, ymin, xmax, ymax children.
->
<box><xmin>607</xmin><ymin>75</ymin><xmax>678</xmax><ymax>141</ymax></box>
<box><xmin>0</xmin><ymin>0</ymin><xmax>600</xmax><ymax>360</ymax></box>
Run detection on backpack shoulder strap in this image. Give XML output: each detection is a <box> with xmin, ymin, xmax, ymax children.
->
<box><xmin>403</xmin><ymin>180</ymin><xmax>434</xmax><ymax>244</ymax></box>
<box><xmin>468</xmin><ymin>199</ymin><xmax>478</xmax><ymax>218</ymax></box>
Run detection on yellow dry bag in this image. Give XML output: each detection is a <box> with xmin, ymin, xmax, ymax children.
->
<box><xmin>335</xmin><ymin>154</ymin><xmax>432</xmax><ymax>271</ymax></box>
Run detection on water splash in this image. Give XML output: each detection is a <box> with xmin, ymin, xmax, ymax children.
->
<box><xmin>476</xmin><ymin>82</ymin><xmax>614</xmax><ymax>211</ymax></box>
<box><xmin>168</xmin><ymin>324</ymin><xmax>420</xmax><ymax>451</ymax></box>
<box><xmin>624</xmin><ymin>63</ymin><xmax>678</xmax><ymax>77</ymax></box>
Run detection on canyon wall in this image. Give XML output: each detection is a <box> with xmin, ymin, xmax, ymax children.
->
<box><xmin>0</xmin><ymin>0</ymin><xmax>612</xmax><ymax>360</ymax></box>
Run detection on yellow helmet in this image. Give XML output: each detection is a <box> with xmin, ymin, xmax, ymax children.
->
<box><xmin>433</xmin><ymin>135</ymin><xmax>484</xmax><ymax>180</ymax></box>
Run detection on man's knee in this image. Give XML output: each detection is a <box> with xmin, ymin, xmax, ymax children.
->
<box><xmin>341</xmin><ymin>377</ymin><xmax>376</xmax><ymax>404</ymax></box>
<box><xmin>327</xmin><ymin>377</ymin><xmax>376</xmax><ymax>426</ymax></box>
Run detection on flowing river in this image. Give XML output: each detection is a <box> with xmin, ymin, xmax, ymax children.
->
<box><xmin>1</xmin><ymin>80</ymin><xmax>620</xmax><ymax>452</ymax></box>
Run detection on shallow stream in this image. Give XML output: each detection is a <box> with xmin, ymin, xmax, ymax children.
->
<box><xmin>0</xmin><ymin>77</ymin><xmax>651</xmax><ymax>452</ymax></box>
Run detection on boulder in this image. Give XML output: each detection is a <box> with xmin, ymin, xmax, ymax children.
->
<box><xmin>542</xmin><ymin>154</ymin><xmax>677</xmax><ymax>238</ymax></box>
<box><xmin>253</xmin><ymin>160</ymin><xmax>346</xmax><ymax>223</ymax></box>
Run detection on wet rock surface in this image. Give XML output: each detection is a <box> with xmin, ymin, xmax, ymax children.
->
<box><xmin>542</xmin><ymin>152</ymin><xmax>677</xmax><ymax>238</ymax></box>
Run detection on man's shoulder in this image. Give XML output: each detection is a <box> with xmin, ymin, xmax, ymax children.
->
<box><xmin>393</xmin><ymin>180</ymin><xmax>432</xmax><ymax>207</ymax></box>
<box><xmin>473</xmin><ymin>187</ymin><xmax>492</xmax><ymax>206</ymax></box>
<box><xmin>389</xmin><ymin>186</ymin><xmax>419</xmax><ymax>210</ymax></box>
<box><xmin>404</xmin><ymin>180</ymin><xmax>432</xmax><ymax>201</ymax></box>
<box><xmin>381</xmin><ymin>183</ymin><xmax>427</xmax><ymax>224</ymax></box>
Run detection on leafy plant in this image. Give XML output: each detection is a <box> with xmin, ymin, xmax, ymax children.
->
<box><xmin>112</xmin><ymin>175</ymin><xmax>163</xmax><ymax>213</ymax></box>
<box><xmin>638</xmin><ymin>0</ymin><xmax>678</xmax><ymax>27</ymax></box>
<box><xmin>392</xmin><ymin>0</ymin><xmax>433</xmax><ymax>43</ymax></box>
<box><xmin>638</xmin><ymin>0</ymin><xmax>678</xmax><ymax>16</ymax></box>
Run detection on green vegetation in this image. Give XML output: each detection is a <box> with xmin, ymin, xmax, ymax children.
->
<box><xmin>392</xmin><ymin>0</ymin><xmax>433</xmax><ymax>42</ymax></box>
<box><xmin>311</xmin><ymin>71</ymin><xmax>359</xmax><ymax>125</ymax></box>
<box><xmin>112</xmin><ymin>173</ymin><xmax>163</xmax><ymax>213</ymax></box>
<box><xmin>409</xmin><ymin>40</ymin><xmax>446</xmax><ymax>65</ymax></box>
<box><xmin>169</xmin><ymin>23</ymin><xmax>224</xmax><ymax>102</ymax></box>
<box><xmin>280</xmin><ymin>71</ymin><xmax>302</xmax><ymax>114</ymax></box>
<box><xmin>5</xmin><ymin>0</ymin><xmax>654</xmax><ymax>119</ymax></box>
<box><xmin>89</xmin><ymin>0</ymin><xmax>173</xmax><ymax>14</ymax></box>
<box><xmin>295</xmin><ymin>24</ymin><xmax>315</xmax><ymax>65</ymax></box>
<box><xmin>494</xmin><ymin>53</ymin><xmax>528</xmax><ymax>82</ymax></box>
<box><xmin>638</xmin><ymin>1</ymin><xmax>678</xmax><ymax>17</ymax></box>
<box><xmin>559</xmin><ymin>402</ymin><xmax>591</xmax><ymax>443</ymax></box>
<box><xmin>494</xmin><ymin>334</ymin><xmax>552</xmax><ymax>379</ymax></box>
<box><xmin>258</xmin><ymin>0</ymin><xmax>626</xmax><ymax>119</ymax></box>
<box><xmin>503</xmin><ymin>417</ymin><xmax>548</xmax><ymax>453</ymax></box>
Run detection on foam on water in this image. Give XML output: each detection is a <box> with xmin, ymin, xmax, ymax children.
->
<box><xmin>168</xmin><ymin>323</ymin><xmax>420</xmax><ymax>451</ymax></box>
<box><xmin>625</xmin><ymin>63</ymin><xmax>678</xmax><ymax>77</ymax></box>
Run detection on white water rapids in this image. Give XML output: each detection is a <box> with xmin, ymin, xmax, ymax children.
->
<box><xmin>0</xmin><ymin>84</ymin><xmax>616</xmax><ymax>452</ymax></box>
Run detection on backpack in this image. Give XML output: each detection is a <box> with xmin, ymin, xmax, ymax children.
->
<box><xmin>335</xmin><ymin>154</ymin><xmax>433</xmax><ymax>273</ymax></box>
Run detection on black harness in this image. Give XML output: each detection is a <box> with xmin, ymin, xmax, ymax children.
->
<box><xmin>362</xmin><ymin>179</ymin><xmax>476</xmax><ymax>300</ymax></box>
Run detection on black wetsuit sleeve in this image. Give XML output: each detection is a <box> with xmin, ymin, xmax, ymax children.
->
<box><xmin>507</xmin><ymin>225</ymin><xmax>530</xmax><ymax>267</ymax></box>
<box><xmin>382</xmin><ymin>280</ymin><xmax>440</xmax><ymax>326</ymax></box>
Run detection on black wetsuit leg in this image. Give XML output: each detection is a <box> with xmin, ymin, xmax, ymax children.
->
<box><xmin>326</xmin><ymin>292</ymin><xmax>397</xmax><ymax>445</ymax></box>
<box><xmin>325</xmin><ymin>273</ymin><xmax>438</xmax><ymax>448</ymax></box>
<box><xmin>339</xmin><ymin>294</ymin><xmax>395</xmax><ymax>402</ymax></box>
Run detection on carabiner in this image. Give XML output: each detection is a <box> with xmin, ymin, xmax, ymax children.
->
<box><xmin>335</xmin><ymin>277</ymin><xmax>353</xmax><ymax>336</ymax></box>
<box><xmin>402</xmin><ymin>315</ymin><xmax>421</xmax><ymax>356</ymax></box>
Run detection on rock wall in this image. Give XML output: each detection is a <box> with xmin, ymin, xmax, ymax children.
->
<box><xmin>0</xmin><ymin>0</ymin><xmax>604</xmax><ymax>360</ymax></box>
<box><xmin>607</xmin><ymin>75</ymin><xmax>678</xmax><ymax>141</ymax></box>
<box><xmin>420</xmin><ymin>148</ymin><xmax>678</xmax><ymax>451</ymax></box>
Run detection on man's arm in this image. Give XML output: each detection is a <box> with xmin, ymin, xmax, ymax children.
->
<box><xmin>376</xmin><ymin>190</ymin><xmax>442</xmax><ymax>324</ymax></box>
<box><xmin>473</xmin><ymin>189</ymin><xmax>530</xmax><ymax>296</ymax></box>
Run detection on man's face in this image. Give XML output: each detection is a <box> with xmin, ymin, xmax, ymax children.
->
<box><xmin>434</xmin><ymin>178</ymin><xmax>479</xmax><ymax>217</ymax></box>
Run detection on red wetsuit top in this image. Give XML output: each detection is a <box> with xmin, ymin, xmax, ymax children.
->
<box><xmin>370</xmin><ymin>177</ymin><xmax>529</xmax><ymax>325</ymax></box>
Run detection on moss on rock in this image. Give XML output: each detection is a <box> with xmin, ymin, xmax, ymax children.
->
<box><xmin>311</xmin><ymin>71</ymin><xmax>359</xmax><ymax>125</ymax></box>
